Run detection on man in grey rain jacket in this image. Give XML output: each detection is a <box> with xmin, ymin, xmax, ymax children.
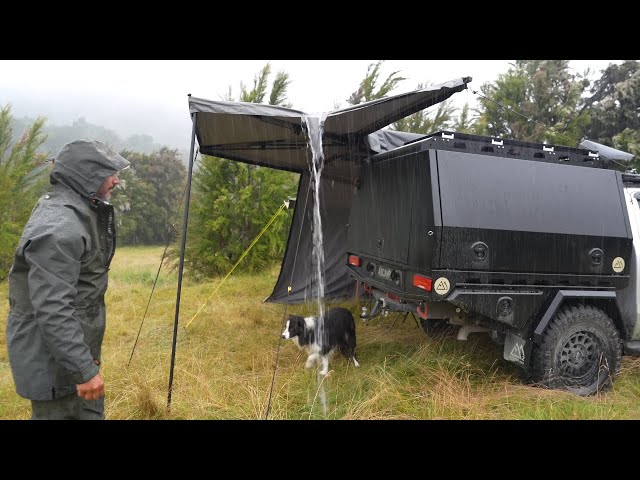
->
<box><xmin>6</xmin><ymin>139</ymin><xmax>130</xmax><ymax>420</ymax></box>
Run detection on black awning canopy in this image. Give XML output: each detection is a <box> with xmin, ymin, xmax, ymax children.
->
<box><xmin>189</xmin><ymin>76</ymin><xmax>471</xmax><ymax>180</ymax></box>
<box><xmin>186</xmin><ymin>76</ymin><xmax>472</xmax><ymax>302</ymax></box>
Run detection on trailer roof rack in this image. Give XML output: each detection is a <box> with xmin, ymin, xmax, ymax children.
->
<box><xmin>622</xmin><ymin>172</ymin><xmax>640</xmax><ymax>185</ymax></box>
<box><xmin>396</xmin><ymin>130</ymin><xmax>618</xmax><ymax>170</ymax></box>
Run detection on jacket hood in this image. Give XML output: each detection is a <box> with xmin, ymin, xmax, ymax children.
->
<box><xmin>50</xmin><ymin>139</ymin><xmax>130</xmax><ymax>198</ymax></box>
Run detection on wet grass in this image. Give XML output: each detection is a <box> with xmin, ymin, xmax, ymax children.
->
<box><xmin>1</xmin><ymin>246</ymin><xmax>640</xmax><ymax>420</ymax></box>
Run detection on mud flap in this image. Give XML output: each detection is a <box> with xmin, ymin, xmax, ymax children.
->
<box><xmin>503</xmin><ymin>333</ymin><xmax>532</xmax><ymax>369</ymax></box>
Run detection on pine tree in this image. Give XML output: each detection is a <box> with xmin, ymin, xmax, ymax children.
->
<box><xmin>582</xmin><ymin>60</ymin><xmax>640</xmax><ymax>164</ymax></box>
<box><xmin>112</xmin><ymin>147</ymin><xmax>187</xmax><ymax>245</ymax></box>
<box><xmin>172</xmin><ymin>64</ymin><xmax>298</xmax><ymax>278</ymax></box>
<box><xmin>0</xmin><ymin>105</ymin><xmax>48</xmax><ymax>279</ymax></box>
<box><xmin>475</xmin><ymin>60</ymin><xmax>590</xmax><ymax>145</ymax></box>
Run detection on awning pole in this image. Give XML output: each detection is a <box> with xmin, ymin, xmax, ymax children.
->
<box><xmin>167</xmin><ymin>103</ymin><xmax>197</xmax><ymax>412</ymax></box>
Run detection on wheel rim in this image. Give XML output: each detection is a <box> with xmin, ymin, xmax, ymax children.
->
<box><xmin>558</xmin><ymin>331</ymin><xmax>602</xmax><ymax>385</ymax></box>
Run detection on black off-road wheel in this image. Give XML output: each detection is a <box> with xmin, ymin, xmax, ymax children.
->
<box><xmin>529</xmin><ymin>305</ymin><xmax>622</xmax><ymax>396</ymax></box>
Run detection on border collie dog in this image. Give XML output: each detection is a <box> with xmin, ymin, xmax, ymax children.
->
<box><xmin>282</xmin><ymin>307</ymin><xmax>360</xmax><ymax>376</ymax></box>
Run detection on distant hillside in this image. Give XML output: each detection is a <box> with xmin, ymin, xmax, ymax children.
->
<box><xmin>11</xmin><ymin>116</ymin><xmax>190</xmax><ymax>164</ymax></box>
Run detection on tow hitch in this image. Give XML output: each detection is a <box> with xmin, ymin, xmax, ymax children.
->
<box><xmin>361</xmin><ymin>297</ymin><xmax>385</xmax><ymax>321</ymax></box>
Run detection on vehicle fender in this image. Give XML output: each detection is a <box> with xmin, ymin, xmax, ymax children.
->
<box><xmin>533</xmin><ymin>290</ymin><xmax>620</xmax><ymax>344</ymax></box>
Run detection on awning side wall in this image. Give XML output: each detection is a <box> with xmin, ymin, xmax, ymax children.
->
<box><xmin>266</xmin><ymin>172</ymin><xmax>356</xmax><ymax>303</ymax></box>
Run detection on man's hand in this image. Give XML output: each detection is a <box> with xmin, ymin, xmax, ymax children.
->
<box><xmin>77</xmin><ymin>372</ymin><xmax>104</xmax><ymax>400</ymax></box>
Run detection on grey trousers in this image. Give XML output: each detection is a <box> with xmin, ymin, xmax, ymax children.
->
<box><xmin>31</xmin><ymin>394</ymin><xmax>105</xmax><ymax>420</ymax></box>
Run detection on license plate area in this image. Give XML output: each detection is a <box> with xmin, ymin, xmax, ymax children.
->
<box><xmin>377</xmin><ymin>265</ymin><xmax>392</xmax><ymax>279</ymax></box>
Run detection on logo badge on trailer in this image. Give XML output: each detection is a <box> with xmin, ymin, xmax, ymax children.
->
<box><xmin>612</xmin><ymin>257</ymin><xmax>625</xmax><ymax>273</ymax></box>
<box><xmin>434</xmin><ymin>277</ymin><xmax>450</xmax><ymax>296</ymax></box>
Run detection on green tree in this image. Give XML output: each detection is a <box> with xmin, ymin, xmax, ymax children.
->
<box><xmin>174</xmin><ymin>63</ymin><xmax>298</xmax><ymax>278</ymax></box>
<box><xmin>112</xmin><ymin>147</ymin><xmax>187</xmax><ymax>245</ymax></box>
<box><xmin>475</xmin><ymin>60</ymin><xmax>590</xmax><ymax>145</ymax></box>
<box><xmin>392</xmin><ymin>82</ymin><xmax>458</xmax><ymax>134</ymax></box>
<box><xmin>184</xmin><ymin>156</ymin><xmax>296</xmax><ymax>277</ymax></box>
<box><xmin>347</xmin><ymin>61</ymin><xmax>463</xmax><ymax>135</ymax></box>
<box><xmin>582</xmin><ymin>61</ymin><xmax>640</xmax><ymax>163</ymax></box>
<box><xmin>347</xmin><ymin>61</ymin><xmax>406</xmax><ymax>105</ymax></box>
<box><xmin>0</xmin><ymin>105</ymin><xmax>49</xmax><ymax>279</ymax></box>
<box><xmin>452</xmin><ymin>103</ymin><xmax>475</xmax><ymax>133</ymax></box>
<box><xmin>613</xmin><ymin>128</ymin><xmax>640</xmax><ymax>165</ymax></box>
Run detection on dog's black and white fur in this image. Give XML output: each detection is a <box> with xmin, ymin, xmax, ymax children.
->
<box><xmin>281</xmin><ymin>307</ymin><xmax>359</xmax><ymax>375</ymax></box>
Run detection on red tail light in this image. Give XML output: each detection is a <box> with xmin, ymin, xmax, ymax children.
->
<box><xmin>348</xmin><ymin>255</ymin><xmax>361</xmax><ymax>267</ymax></box>
<box><xmin>412</xmin><ymin>274</ymin><xmax>432</xmax><ymax>291</ymax></box>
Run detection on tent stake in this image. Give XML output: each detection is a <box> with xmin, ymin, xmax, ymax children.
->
<box><xmin>167</xmin><ymin>105</ymin><xmax>197</xmax><ymax>412</ymax></box>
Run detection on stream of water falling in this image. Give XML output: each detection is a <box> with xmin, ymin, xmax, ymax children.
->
<box><xmin>303</xmin><ymin>113</ymin><xmax>328</xmax><ymax>416</ymax></box>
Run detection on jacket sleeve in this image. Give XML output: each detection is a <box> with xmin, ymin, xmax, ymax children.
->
<box><xmin>24</xmin><ymin>226</ymin><xmax>99</xmax><ymax>384</ymax></box>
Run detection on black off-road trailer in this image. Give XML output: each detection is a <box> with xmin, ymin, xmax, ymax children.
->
<box><xmin>346</xmin><ymin>130</ymin><xmax>640</xmax><ymax>396</ymax></box>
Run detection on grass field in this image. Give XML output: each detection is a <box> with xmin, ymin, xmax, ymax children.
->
<box><xmin>2</xmin><ymin>245</ymin><xmax>640</xmax><ymax>419</ymax></box>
